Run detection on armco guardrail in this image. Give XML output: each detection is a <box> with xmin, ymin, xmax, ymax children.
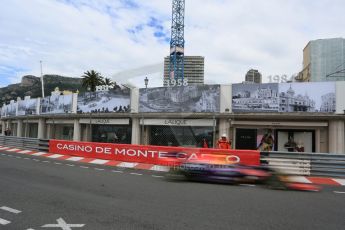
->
<box><xmin>37</xmin><ymin>139</ymin><xmax>49</xmax><ymax>152</ymax></box>
<box><xmin>0</xmin><ymin>136</ymin><xmax>49</xmax><ymax>152</ymax></box>
<box><xmin>261</xmin><ymin>151</ymin><xmax>345</xmax><ymax>178</ymax></box>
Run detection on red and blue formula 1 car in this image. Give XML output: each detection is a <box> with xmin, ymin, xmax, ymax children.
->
<box><xmin>163</xmin><ymin>153</ymin><xmax>321</xmax><ymax>191</ymax></box>
<box><xmin>164</xmin><ymin>154</ymin><xmax>270</xmax><ymax>184</ymax></box>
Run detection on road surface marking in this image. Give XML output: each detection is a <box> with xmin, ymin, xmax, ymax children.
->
<box><xmin>111</xmin><ymin>170</ymin><xmax>123</xmax><ymax>173</ymax></box>
<box><xmin>287</xmin><ymin>176</ymin><xmax>312</xmax><ymax>183</ymax></box>
<box><xmin>89</xmin><ymin>159</ymin><xmax>109</xmax><ymax>165</ymax></box>
<box><xmin>16</xmin><ymin>156</ymin><xmax>22</xmax><ymax>159</ymax></box>
<box><xmin>33</xmin><ymin>159</ymin><xmax>40</xmax><ymax>162</ymax></box>
<box><xmin>0</xmin><ymin>206</ymin><xmax>22</xmax><ymax>214</ymax></box>
<box><xmin>94</xmin><ymin>168</ymin><xmax>105</xmax><ymax>171</ymax></box>
<box><xmin>150</xmin><ymin>165</ymin><xmax>170</xmax><ymax>172</ymax></box>
<box><xmin>117</xmin><ymin>162</ymin><xmax>138</xmax><ymax>168</ymax></box>
<box><xmin>18</xmin><ymin>150</ymin><xmax>32</xmax><ymax>154</ymax></box>
<box><xmin>42</xmin><ymin>217</ymin><xmax>85</xmax><ymax>229</ymax></box>
<box><xmin>7</xmin><ymin>148</ymin><xmax>20</xmax><ymax>152</ymax></box>
<box><xmin>42</xmin><ymin>161</ymin><xmax>50</xmax><ymax>163</ymax></box>
<box><xmin>7</xmin><ymin>155</ymin><xmax>13</xmax><ymax>157</ymax></box>
<box><xmin>334</xmin><ymin>191</ymin><xmax>345</xmax><ymax>194</ymax></box>
<box><xmin>130</xmin><ymin>173</ymin><xmax>143</xmax><ymax>176</ymax></box>
<box><xmin>0</xmin><ymin>206</ymin><xmax>21</xmax><ymax>226</ymax></box>
<box><xmin>1</xmin><ymin>153</ymin><xmax>6</xmax><ymax>156</ymax></box>
<box><xmin>307</xmin><ymin>177</ymin><xmax>340</xmax><ymax>186</ymax></box>
<box><xmin>24</xmin><ymin>157</ymin><xmax>30</xmax><ymax>160</ymax></box>
<box><xmin>0</xmin><ymin>218</ymin><xmax>10</xmax><ymax>225</ymax></box>
<box><xmin>48</xmin><ymin>154</ymin><xmax>64</xmax><ymax>159</ymax></box>
<box><xmin>66</xmin><ymin>157</ymin><xmax>84</xmax><ymax>162</ymax></box>
<box><xmin>80</xmin><ymin>166</ymin><xmax>89</xmax><ymax>169</ymax></box>
<box><xmin>333</xmin><ymin>179</ymin><xmax>345</xmax><ymax>186</ymax></box>
<box><xmin>66</xmin><ymin>164</ymin><xmax>75</xmax><ymax>167</ymax></box>
<box><xmin>152</xmin><ymin>175</ymin><xmax>164</xmax><ymax>178</ymax></box>
<box><xmin>240</xmin><ymin>184</ymin><xmax>256</xmax><ymax>187</ymax></box>
<box><xmin>32</xmin><ymin>152</ymin><xmax>47</xmax><ymax>156</ymax></box>
<box><xmin>54</xmin><ymin>162</ymin><xmax>62</xmax><ymax>165</ymax></box>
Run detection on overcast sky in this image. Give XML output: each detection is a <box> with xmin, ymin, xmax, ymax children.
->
<box><xmin>0</xmin><ymin>0</ymin><xmax>344</xmax><ymax>88</ymax></box>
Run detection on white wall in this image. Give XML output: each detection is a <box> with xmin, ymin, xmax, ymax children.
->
<box><xmin>328</xmin><ymin>120</ymin><xmax>345</xmax><ymax>154</ymax></box>
<box><xmin>72</xmin><ymin>93</ymin><xmax>78</xmax><ymax>113</ymax></box>
<box><xmin>130</xmin><ymin>88</ymin><xmax>139</xmax><ymax>113</ymax></box>
<box><xmin>220</xmin><ymin>84</ymin><xmax>232</xmax><ymax>113</ymax></box>
<box><xmin>336</xmin><ymin>81</ymin><xmax>345</xmax><ymax>114</ymax></box>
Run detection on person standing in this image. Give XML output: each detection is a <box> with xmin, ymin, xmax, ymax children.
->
<box><xmin>295</xmin><ymin>141</ymin><xmax>304</xmax><ymax>152</ymax></box>
<box><xmin>202</xmin><ymin>138</ymin><xmax>209</xmax><ymax>148</ymax></box>
<box><xmin>217</xmin><ymin>134</ymin><xmax>231</xmax><ymax>149</ymax></box>
<box><xmin>284</xmin><ymin>136</ymin><xmax>296</xmax><ymax>152</ymax></box>
<box><xmin>257</xmin><ymin>129</ymin><xmax>274</xmax><ymax>151</ymax></box>
<box><xmin>5</xmin><ymin>128</ymin><xmax>11</xmax><ymax>136</ymax></box>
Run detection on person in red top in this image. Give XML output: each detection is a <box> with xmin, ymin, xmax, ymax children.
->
<box><xmin>202</xmin><ymin>138</ymin><xmax>209</xmax><ymax>148</ymax></box>
<box><xmin>217</xmin><ymin>134</ymin><xmax>231</xmax><ymax>149</ymax></box>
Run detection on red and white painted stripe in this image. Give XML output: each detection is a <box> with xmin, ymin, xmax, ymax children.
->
<box><xmin>6</xmin><ymin>148</ymin><xmax>21</xmax><ymax>152</ymax></box>
<box><xmin>66</xmin><ymin>156</ymin><xmax>84</xmax><ymax>162</ymax></box>
<box><xmin>47</xmin><ymin>154</ymin><xmax>64</xmax><ymax>159</ymax></box>
<box><xmin>18</xmin><ymin>150</ymin><xmax>33</xmax><ymax>154</ymax></box>
<box><xmin>307</xmin><ymin>177</ymin><xmax>345</xmax><ymax>186</ymax></box>
<box><xmin>0</xmin><ymin>146</ymin><xmax>170</xmax><ymax>172</ymax></box>
<box><xmin>333</xmin><ymin>178</ymin><xmax>345</xmax><ymax>186</ymax></box>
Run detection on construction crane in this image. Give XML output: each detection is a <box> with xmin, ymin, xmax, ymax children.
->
<box><xmin>169</xmin><ymin>0</ymin><xmax>185</xmax><ymax>83</ymax></box>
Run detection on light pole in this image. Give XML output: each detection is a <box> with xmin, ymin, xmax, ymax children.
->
<box><xmin>40</xmin><ymin>60</ymin><xmax>45</xmax><ymax>98</ymax></box>
<box><xmin>144</xmin><ymin>77</ymin><xmax>149</xmax><ymax>88</ymax></box>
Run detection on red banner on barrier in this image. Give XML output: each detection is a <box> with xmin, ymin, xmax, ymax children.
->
<box><xmin>49</xmin><ymin>140</ymin><xmax>260</xmax><ymax>166</ymax></box>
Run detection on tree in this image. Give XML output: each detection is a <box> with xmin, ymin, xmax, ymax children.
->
<box><xmin>103</xmin><ymin>77</ymin><xmax>121</xmax><ymax>90</ymax></box>
<box><xmin>81</xmin><ymin>70</ymin><xmax>104</xmax><ymax>92</ymax></box>
<box><xmin>103</xmin><ymin>77</ymin><xmax>115</xmax><ymax>87</ymax></box>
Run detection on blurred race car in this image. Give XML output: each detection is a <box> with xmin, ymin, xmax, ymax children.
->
<box><xmin>163</xmin><ymin>152</ymin><xmax>321</xmax><ymax>191</ymax></box>
<box><xmin>165</xmin><ymin>154</ymin><xmax>270</xmax><ymax>184</ymax></box>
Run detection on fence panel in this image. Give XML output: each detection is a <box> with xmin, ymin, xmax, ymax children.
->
<box><xmin>261</xmin><ymin>151</ymin><xmax>345</xmax><ymax>178</ymax></box>
<box><xmin>0</xmin><ymin>136</ymin><xmax>48</xmax><ymax>151</ymax></box>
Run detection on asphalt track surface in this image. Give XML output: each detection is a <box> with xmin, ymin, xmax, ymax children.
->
<box><xmin>0</xmin><ymin>150</ymin><xmax>344</xmax><ymax>230</ymax></box>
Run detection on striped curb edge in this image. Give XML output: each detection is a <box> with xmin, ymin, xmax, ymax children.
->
<box><xmin>0</xmin><ymin>146</ymin><xmax>169</xmax><ymax>172</ymax></box>
<box><xmin>1</xmin><ymin>145</ymin><xmax>345</xmax><ymax>186</ymax></box>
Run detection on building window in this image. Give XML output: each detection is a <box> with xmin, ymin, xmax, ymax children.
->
<box><xmin>92</xmin><ymin>125</ymin><xmax>131</xmax><ymax>144</ymax></box>
<box><xmin>150</xmin><ymin>126</ymin><xmax>214</xmax><ymax>148</ymax></box>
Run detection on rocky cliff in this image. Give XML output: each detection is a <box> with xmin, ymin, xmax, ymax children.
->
<box><xmin>0</xmin><ymin>75</ymin><xmax>84</xmax><ymax>106</ymax></box>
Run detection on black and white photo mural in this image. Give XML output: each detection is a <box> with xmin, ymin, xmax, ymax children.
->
<box><xmin>77</xmin><ymin>89</ymin><xmax>130</xmax><ymax>114</ymax></box>
<box><xmin>279</xmin><ymin>82</ymin><xmax>336</xmax><ymax>113</ymax></box>
<box><xmin>232</xmin><ymin>83</ymin><xmax>279</xmax><ymax>112</ymax></box>
<box><xmin>0</xmin><ymin>107</ymin><xmax>4</xmax><ymax>117</ymax></box>
<box><xmin>2</xmin><ymin>101</ymin><xmax>17</xmax><ymax>117</ymax></box>
<box><xmin>41</xmin><ymin>94</ymin><xmax>73</xmax><ymax>114</ymax></box>
<box><xmin>139</xmin><ymin>85</ymin><xmax>220</xmax><ymax>113</ymax></box>
<box><xmin>17</xmin><ymin>97</ymin><xmax>38</xmax><ymax>116</ymax></box>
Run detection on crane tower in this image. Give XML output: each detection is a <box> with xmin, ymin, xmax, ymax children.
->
<box><xmin>169</xmin><ymin>0</ymin><xmax>185</xmax><ymax>83</ymax></box>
